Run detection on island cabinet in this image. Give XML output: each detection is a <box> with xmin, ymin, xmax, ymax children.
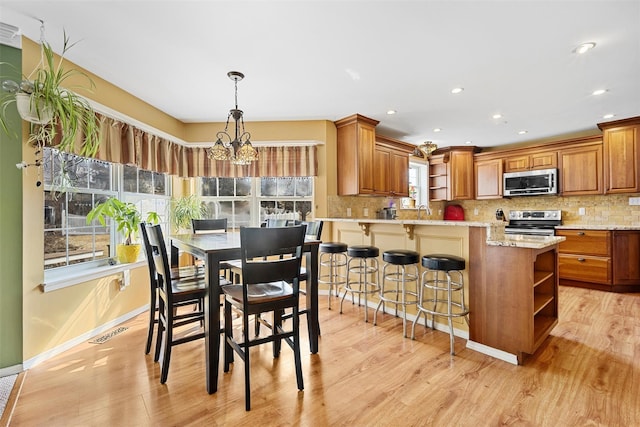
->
<box><xmin>598</xmin><ymin>116</ymin><xmax>640</xmax><ymax>194</ymax></box>
<box><xmin>428</xmin><ymin>146</ymin><xmax>476</xmax><ymax>201</ymax></box>
<box><xmin>335</xmin><ymin>114</ymin><xmax>379</xmax><ymax>196</ymax></box>
<box><xmin>468</xmin><ymin>228</ymin><xmax>559</xmax><ymax>364</ymax></box>
<box><xmin>557</xmin><ymin>228</ymin><xmax>640</xmax><ymax>292</ymax></box>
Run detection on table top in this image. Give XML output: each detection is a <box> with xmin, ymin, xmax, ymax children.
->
<box><xmin>171</xmin><ymin>231</ymin><xmax>320</xmax><ymax>254</ymax></box>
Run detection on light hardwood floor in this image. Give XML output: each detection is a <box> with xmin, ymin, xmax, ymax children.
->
<box><xmin>8</xmin><ymin>286</ymin><xmax>640</xmax><ymax>426</ymax></box>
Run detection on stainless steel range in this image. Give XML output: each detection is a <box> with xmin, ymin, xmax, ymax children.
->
<box><xmin>505</xmin><ymin>210</ymin><xmax>562</xmax><ymax>236</ymax></box>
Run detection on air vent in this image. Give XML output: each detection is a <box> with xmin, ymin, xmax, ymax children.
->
<box><xmin>0</xmin><ymin>22</ymin><xmax>21</xmax><ymax>49</ymax></box>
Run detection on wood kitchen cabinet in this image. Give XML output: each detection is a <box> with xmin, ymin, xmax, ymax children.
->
<box><xmin>469</xmin><ymin>228</ymin><xmax>559</xmax><ymax>363</ymax></box>
<box><xmin>598</xmin><ymin>117</ymin><xmax>640</xmax><ymax>194</ymax></box>
<box><xmin>557</xmin><ymin>228</ymin><xmax>640</xmax><ymax>292</ymax></box>
<box><xmin>335</xmin><ymin>114</ymin><xmax>379</xmax><ymax>196</ymax></box>
<box><xmin>558</xmin><ymin>142</ymin><xmax>603</xmax><ymax>196</ymax></box>
<box><xmin>375</xmin><ymin>135</ymin><xmax>413</xmax><ymax>197</ymax></box>
<box><xmin>428</xmin><ymin>147</ymin><xmax>476</xmax><ymax>201</ymax></box>
<box><xmin>503</xmin><ymin>151</ymin><xmax>556</xmax><ymax>172</ymax></box>
<box><xmin>474</xmin><ymin>157</ymin><xmax>503</xmax><ymax>199</ymax></box>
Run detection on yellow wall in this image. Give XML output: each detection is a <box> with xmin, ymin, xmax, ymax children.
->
<box><xmin>20</xmin><ymin>37</ymin><xmax>335</xmax><ymax>361</ymax></box>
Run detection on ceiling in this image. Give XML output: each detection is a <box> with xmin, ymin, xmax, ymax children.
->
<box><xmin>1</xmin><ymin>1</ymin><xmax>639</xmax><ymax>149</ymax></box>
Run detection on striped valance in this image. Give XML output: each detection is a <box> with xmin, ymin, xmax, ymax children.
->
<box><xmin>91</xmin><ymin>114</ymin><xmax>318</xmax><ymax>177</ymax></box>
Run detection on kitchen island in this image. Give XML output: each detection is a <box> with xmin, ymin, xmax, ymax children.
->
<box><xmin>318</xmin><ymin>217</ymin><xmax>565</xmax><ymax>364</ymax></box>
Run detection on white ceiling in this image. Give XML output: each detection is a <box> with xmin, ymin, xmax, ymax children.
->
<box><xmin>1</xmin><ymin>1</ymin><xmax>639</xmax><ymax>148</ymax></box>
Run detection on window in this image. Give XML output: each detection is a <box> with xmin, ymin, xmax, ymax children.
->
<box><xmin>200</xmin><ymin>176</ymin><xmax>314</xmax><ymax>228</ymax></box>
<box><xmin>43</xmin><ymin>147</ymin><xmax>170</xmax><ymax>270</ymax></box>
<box><xmin>403</xmin><ymin>161</ymin><xmax>428</xmax><ymax>208</ymax></box>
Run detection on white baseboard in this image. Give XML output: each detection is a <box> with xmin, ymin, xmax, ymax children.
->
<box><xmin>466</xmin><ymin>340</ymin><xmax>519</xmax><ymax>365</ymax></box>
<box><xmin>22</xmin><ymin>305</ymin><xmax>148</xmax><ymax>370</ymax></box>
<box><xmin>0</xmin><ymin>364</ymin><xmax>23</xmax><ymax>377</ymax></box>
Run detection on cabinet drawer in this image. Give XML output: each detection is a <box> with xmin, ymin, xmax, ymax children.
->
<box><xmin>556</xmin><ymin>230</ymin><xmax>611</xmax><ymax>256</ymax></box>
<box><xmin>559</xmin><ymin>254</ymin><xmax>611</xmax><ymax>284</ymax></box>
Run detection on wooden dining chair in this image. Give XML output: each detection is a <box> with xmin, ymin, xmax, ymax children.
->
<box><xmin>191</xmin><ymin>218</ymin><xmax>228</xmax><ymax>234</ymax></box>
<box><xmin>222</xmin><ymin>225</ymin><xmax>306</xmax><ymax>410</ymax></box>
<box><xmin>140</xmin><ymin>222</ymin><xmax>204</xmax><ymax>357</ymax></box>
<box><xmin>145</xmin><ymin>223</ymin><xmax>209</xmax><ymax>384</ymax></box>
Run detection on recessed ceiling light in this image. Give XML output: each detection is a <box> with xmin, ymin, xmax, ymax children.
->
<box><xmin>518</xmin><ymin>130</ymin><xmax>528</xmax><ymax>135</ymax></box>
<box><xmin>573</xmin><ymin>42</ymin><xmax>596</xmax><ymax>54</ymax></box>
<box><xmin>433</xmin><ymin>128</ymin><xmax>442</xmax><ymax>133</ymax></box>
<box><xmin>387</xmin><ymin>110</ymin><xmax>397</xmax><ymax>115</ymax></box>
<box><xmin>465</xmin><ymin>140</ymin><xmax>472</xmax><ymax>144</ymax></box>
<box><xmin>492</xmin><ymin>113</ymin><xmax>502</xmax><ymax>119</ymax></box>
<box><xmin>603</xmin><ymin>113</ymin><xmax>615</xmax><ymax>119</ymax></box>
<box><xmin>451</xmin><ymin>87</ymin><xmax>464</xmax><ymax>94</ymax></box>
<box><xmin>592</xmin><ymin>89</ymin><xmax>607</xmax><ymax>96</ymax></box>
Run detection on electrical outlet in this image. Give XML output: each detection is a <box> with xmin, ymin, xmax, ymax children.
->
<box><xmin>474</xmin><ymin>208</ymin><xmax>479</xmax><ymax>216</ymax></box>
<box><xmin>629</xmin><ymin>197</ymin><xmax>640</xmax><ymax>206</ymax></box>
<box><xmin>363</xmin><ymin>208</ymin><xmax>369</xmax><ymax>217</ymax></box>
<box><xmin>346</xmin><ymin>208</ymin><xmax>352</xmax><ymax>217</ymax></box>
<box><xmin>578</xmin><ymin>207</ymin><xmax>586</xmax><ymax>215</ymax></box>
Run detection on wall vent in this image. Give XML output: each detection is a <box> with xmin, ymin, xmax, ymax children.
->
<box><xmin>0</xmin><ymin>22</ymin><xmax>21</xmax><ymax>49</ymax></box>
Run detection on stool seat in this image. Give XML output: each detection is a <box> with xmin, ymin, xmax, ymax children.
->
<box><xmin>422</xmin><ymin>254</ymin><xmax>465</xmax><ymax>271</ymax></box>
<box><xmin>348</xmin><ymin>245</ymin><xmax>379</xmax><ymax>258</ymax></box>
<box><xmin>320</xmin><ymin>242</ymin><xmax>348</xmax><ymax>253</ymax></box>
<box><xmin>383</xmin><ymin>249</ymin><xmax>420</xmax><ymax>265</ymax></box>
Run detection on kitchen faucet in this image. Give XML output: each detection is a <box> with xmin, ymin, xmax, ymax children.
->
<box><xmin>417</xmin><ymin>205</ymin><xmax>431</xmax><ymax>220</ymax></box>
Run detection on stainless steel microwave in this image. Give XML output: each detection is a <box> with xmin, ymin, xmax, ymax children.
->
<box><xmin>503</xmin><ymin>168</ymin><xmax>558</xmax><ymax>196</ymax></box>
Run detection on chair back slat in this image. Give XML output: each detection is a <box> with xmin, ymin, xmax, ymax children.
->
<box><xmin>145</xmin><ymin>224</ymin><xmax>173</xmax><ymax>295</ymax></box>
<box><xmin>139</xmin><ymin>221</ymin><xmax>157</xmax><ymax>286</ymax></box>
<box><xmin>192</xmin><ymin>218</ymin><xmax>228</xmax><ymax>234</ymax></box>
<box><xmin>240</xmin><ymin>226</ymin><xmax>305</xmax><ymax>286</ymax></box>
<box><xmin>301</xmin><ymin>220</ymin><xmax>323</xmax><ymax>240</ymax></box>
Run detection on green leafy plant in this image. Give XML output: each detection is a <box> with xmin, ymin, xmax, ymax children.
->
<box><xmin>0</xmin><ymin>31</ymin><xmax>101</xmax><ymax>157</ymax></box>
<box><xmin>86</xmin><ymin>197</ymin><xmax>159</xmax><ymax>245</ymax></box>
<box><xmin>170</xmin><ymin>194</ymin><xmax>206</xmax><ymax>231</ymax></box>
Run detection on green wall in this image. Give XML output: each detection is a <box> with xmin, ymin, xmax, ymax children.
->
<box><xmin>0</xmin><ymin>43</ymin><xmax>23</xmax><ymax>370</ymax></box>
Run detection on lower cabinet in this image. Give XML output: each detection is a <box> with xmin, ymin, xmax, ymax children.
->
<box><xmin>557</xmin><ymin>229</ymin><xmax>640</xmax><ymax>292</ymax></box>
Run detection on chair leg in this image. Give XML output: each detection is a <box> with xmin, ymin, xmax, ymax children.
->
<box><xmin>160</xmin><ymin>312</ymin><xmax>173</xmax><ymax>384</ymax></box>
<box><xmin>145</xmin><ymin>288</ymin><xmax>156</xmax><ymax>355</ymax></box>
<box><xmin>243</xmin><ymin>311</ymin><xmax>252</xmax><ymax>411</ymax></box>
<box><xmin>224</xmin><ymin>300</ymin><xmax>233</xmax><ymax>372</ymax></box>
<box><xmin>154</xmin><ymin>298</ymin><xmax>165</xmax><ymax>362</ymax></box>
<box><xmin>273</xmin><ymin>310</ymin><xmax>283</xmax><ymax>358</ymax></box>
<box><xmin>293</xmin><ymin>306</ymin><xmax>304</xmax><ymax>391</ymax></box>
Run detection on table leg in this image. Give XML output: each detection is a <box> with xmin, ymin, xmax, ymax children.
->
<box><xmin>306</xmin><ymin>246</ymin><xmax>320</xmax><ymax>354</ymax></box>
<box><xmin>205</xmin><ymin>254</ymin><xmax>221</xmax><ymax>394</ymax></box>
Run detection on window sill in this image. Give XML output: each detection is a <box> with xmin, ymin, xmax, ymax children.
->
<box><xmin>41</xmin><ymin>260</ymin><xmax>147</xmax><ymax>293</ymax></box>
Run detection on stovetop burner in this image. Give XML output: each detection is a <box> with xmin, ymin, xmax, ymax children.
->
<box><xmin>505</xmin><ymin>210</ymin><xmax>562</xmax><ymax>236</ymax></box>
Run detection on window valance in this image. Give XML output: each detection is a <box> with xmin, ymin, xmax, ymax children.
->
<box><xmin>92</xmin><ymin>114</ymin><xmax>318</xmax><ymax>177</ymax></box>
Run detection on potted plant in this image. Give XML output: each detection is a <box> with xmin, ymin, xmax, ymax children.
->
<box><xmin>170</xmin><ymin>194</ymin><xmax>206</xmax><ymax>232</ymax></box>
<box><xmin>86</xmin><ymin>197</ymin><xmax>160</xmax><ymax>263</ymax></box>
<box><xmin>0</xmin><ymin>31</ymin><xmax>101</xmax><ymax>157</ymax></box>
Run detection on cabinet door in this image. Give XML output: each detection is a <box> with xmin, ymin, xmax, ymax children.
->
<box><xmin>504</xmin><ymin>155</ymin><xmax>529</xmax><ymax>172</ymax></box>
<box><xmin>373</xmin><ymin>147</ymin><xmax>390</xmax><ymax>194</ymax></box>
<box><xmin>449</xmin><ymin>151</ymin><xmax>474</xmax><ymax>200</ymax></box>
<box><xmin>389</xmin><ymin>151</ymin><xmax>409</xmax><ymax>196</ymax></box>
<box><xmin>604</xmin><ymin>124</ymin><xmax>640</xmax><ymax>193</ymax></box>
<box><xmin>558</xmin><ymin>144</ymin><xmax>603</xmax><ymax>195</ymax></box>
<box><xmin>475</xmin><ymin>158</ymin><xmax>503</xmax><ymax>199</ymax></box>
<box><xmin>357</xmin><ymin>124</ymin><xmax>377</xmax><ymax>194</ymax></box>
<box><xmin>530</xmin><ymin>151</ymin><xmax>557</xmax><ymax>170</ymax></box>
<box><xmin>612</xmin><ymin>231</ymin><xmax>640</xmax><ymax>286</ymax></box>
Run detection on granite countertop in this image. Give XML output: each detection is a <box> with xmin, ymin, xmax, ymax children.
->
<box><xmin>486</xmin><ymin>234</ymin><xmax>566</xmax><ymax>249</ymax></box>
<box><xmin>555</xmin><ymin>224</ymin><xmax>640</xmax><ymax>230</ymax></box>
<box><xmin>317</xmin><ymin>217</ymin><xmax>501</xmax><ymax>227</ymax></box>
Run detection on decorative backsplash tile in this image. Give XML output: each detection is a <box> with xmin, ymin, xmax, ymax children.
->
<box><xmin>328</xmin><ymin>194</ymin><xmax>640</xmax><ymax>227</ymax></box>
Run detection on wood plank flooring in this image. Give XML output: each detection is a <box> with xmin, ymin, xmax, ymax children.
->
<box><xmin>8</xmin><ymin>286</ymin><xmax>640</xmax><ymax>426</ymax></box>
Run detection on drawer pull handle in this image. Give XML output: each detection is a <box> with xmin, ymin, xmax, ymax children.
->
<box><xmin>577</xmin><ymin>258</ymin><xmax>586</xmax><ymax>262</ymax></box>
<box><xmin>577</xmin><ymin>232</ymin><xmax>585</xmax><ymax>236</ymax></box>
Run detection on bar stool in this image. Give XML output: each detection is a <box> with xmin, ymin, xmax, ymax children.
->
<box><xmin>340</xmin><ymin>245</ymin><xmax>380</xmax><ymax>322</ymax></box>
<box><xmin>411</xmin><ymin>254</ymin><xmax>469</xmax><ymax>355</ymax></box>
<box><xmin>318</xmin><ymin>242</ymin><xmax>348</xmax><ymax>310</ymax></box>
<box><xmin>373</xmin><ymin>249</ymin><xmax>420</xmax><ymax>337</ymax></box>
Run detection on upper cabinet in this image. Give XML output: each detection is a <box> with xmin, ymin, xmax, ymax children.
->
<box><xmin>503</xmin><ymin>151</ymin><xmax>557</xmax><ymax>172</ymax></box>
<box><xmin>474</xmin><ymin>157</ymin><xmax>503</xmax><ymax>199</ymax></box>
<box><xmin>598</xmin><ymin>117</ymin><xmax>640</xmax><ymax>194</ymax></box>
<box><xmin>335</xmin><ymin>114</ymin><xmax>379</xmax><ymax>196</ymax></box>
<box><xmin>335</xmin><ymin>114</ymin><xmax>413</xmax><ymax>196</ymax></box>
<box><xmin>428</xmin><ymin>147</ymin><xmax>476</xmax><ymax>201</ymax></box>
<box><xmin>558</xmin><ymin>141</ymin><xmax>603</xmax><ymax>196</ymax></box>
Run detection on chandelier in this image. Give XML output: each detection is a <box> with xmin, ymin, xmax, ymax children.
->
<box><xmin>206</xmin><ymin>71</ymin><xmax>259</xmax><ymax>165</ymax></box>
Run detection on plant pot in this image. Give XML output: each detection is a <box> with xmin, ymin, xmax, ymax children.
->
<box><xmin>116</xmin><ymin>243</ymin><xmax>141</xmax><ymax>264</ymax></box>
<box><xmin>16</xmin><ymin>93</ymin><xmax>53</xmax><ymax>124</ymax></box>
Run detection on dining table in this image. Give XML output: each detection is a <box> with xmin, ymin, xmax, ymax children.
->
<box><xmin>170</xmin><ymin>231</ymin><xmax>321</xmax><ymax>394</ymax></box>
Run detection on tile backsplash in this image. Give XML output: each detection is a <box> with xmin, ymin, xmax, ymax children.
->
<box><xmin>327</xmin><ymin>193</ymin><xmax>640</xmax><ymax>227</ymax></box>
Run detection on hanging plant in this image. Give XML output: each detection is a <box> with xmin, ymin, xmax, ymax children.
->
<box><xmin>0</xmin><ymin>29</ymin><xmax>101</xmax><ymax>158</ymax></box>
